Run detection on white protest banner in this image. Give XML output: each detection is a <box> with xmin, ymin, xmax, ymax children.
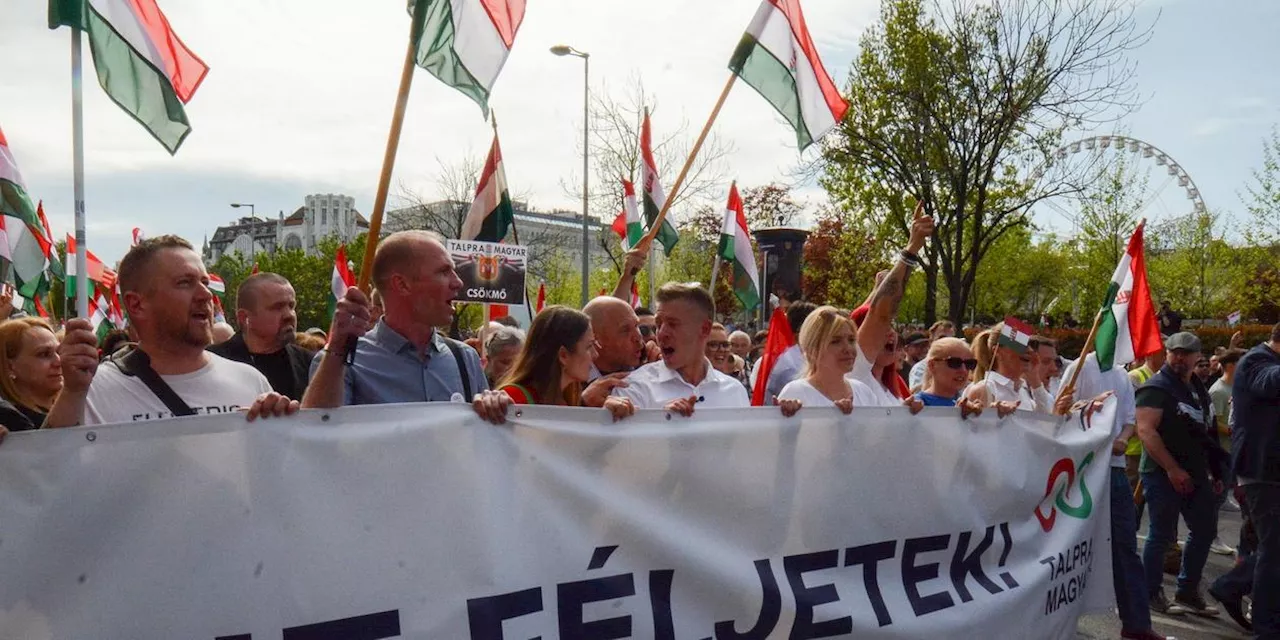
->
<box><xmin>0</xmin><ymin>402</ymin><xmax>1115</xmax><ymax>639</ymax></box>
<box><xmin>448</xmin><ymin>239</ymin><xmax>527</xmax><ymax>305</ymax></box>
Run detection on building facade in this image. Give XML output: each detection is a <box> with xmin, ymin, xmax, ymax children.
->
<box><xmin>204</xmin><ymin>194</ymin><xmax>369</xmax><ymax>263</ymax></box>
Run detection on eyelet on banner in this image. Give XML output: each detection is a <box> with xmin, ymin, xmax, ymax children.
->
<box><xmin>321</xmin><ymin>413</ymin><xmax>330</xmax><ymax>422</ymax></box>
<box><xmin>514</xmin><ymin>410</ymin><xmax>523</xmax><ymax>419</ymax></box>
<box><xmin>665</xmin><ymin>413</ymin><xmax>672</xmax><ymax>421</ymax></box>
<box><xmin>85</xmin><ymin>431</ymin><xmax>97</xmax><ymax>443</ymax></box>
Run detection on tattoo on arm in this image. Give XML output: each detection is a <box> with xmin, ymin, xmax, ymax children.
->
<box><xmin>871</xmin><ymin>266</ymin><xmax>909</xmax><ymax>317</ymax></box>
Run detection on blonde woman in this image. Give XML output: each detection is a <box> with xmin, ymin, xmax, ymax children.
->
<box><xmin>776</xmin><ymin>306</ymin><xmax>875</xmax><ymax>416</ymax></box>
<box><xmin>0</xmin><ymin>317</ymin><xmax>63</xmax><ymax>431</ymax></box>
<box><xmin>916</xmin><ymin>337</ymin><xmax>1010</xmax><ymax>418</ymax></box>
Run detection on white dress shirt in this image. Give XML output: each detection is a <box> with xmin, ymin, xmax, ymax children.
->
<box><xmin>1060</xmin><ymin>354</ymin><xmax>1137</xmax><ymax>468</ymax></box>
<box><xmin>982</xmin><ymin>370</ymin><xmax>1054</xmax><ymax>413</ymax></box>
<box><xmin>615</xmin><ymin>359</ymin><xmax>750</xmax><ymax>409</ymax></box>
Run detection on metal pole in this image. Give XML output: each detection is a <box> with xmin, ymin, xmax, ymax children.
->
<box><xmin>71</xmin><ymin>28</ymin><xmax>88</xmax><ymax>318</ymax></box>
<box><xmin>579</xmin><ymin>54</ymin><xmax>591</xmax><ymax>307</ymax></box>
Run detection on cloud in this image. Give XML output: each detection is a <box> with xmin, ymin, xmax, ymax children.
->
<box><xmin>2</xmin><ymin>0</ymin><xmax>875</xmax><ymax>266</ymax></box>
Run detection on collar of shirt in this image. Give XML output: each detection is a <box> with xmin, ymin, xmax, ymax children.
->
<box><xmin>986</xmin><ymin>370</ymin><xmax>1022</xmax><ymax>392</ymax></box>
<box><xmin>655</xmin><ymin>358</ymin><xmax>716</xmax><ymax>387</ymax></box>
<box><xmin>369</xmin><ymin>320</ymin><xmax>447</xmax><ymax>359</ymax></box>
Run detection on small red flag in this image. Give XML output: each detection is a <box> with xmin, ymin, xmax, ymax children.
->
<box><xmin>751</xmin><ymin>307</ymin><xmax>797</xmax><ymax>406</ymax></box>
<box><xmin>535</xmin><ymin>281</ymin><xmax>546</xmax><ymax>313</ymax></box>
<box><xmin>251</xmin><ymin>263</ymin><xmax>259</xmax><ymax>275</ymax></box>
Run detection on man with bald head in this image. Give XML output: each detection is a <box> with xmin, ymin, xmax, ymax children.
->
<box><xmin>304</xmin><ymin>231</ymin><xmax>500</xmax><ymax>416</ymax></box>
<box><xmin>210</xmin><ymin>272</ymin><xmax>315</xmax><ymax>400</ymax></box>
<box><xmin>579</xmin><ymin>296</ymin><xmax>646</xmax><ymax>407</ymax></box>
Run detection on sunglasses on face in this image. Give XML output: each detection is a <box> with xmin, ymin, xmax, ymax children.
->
<box><xmin>639</xmin><ymin>325</ymin><xmax>655</xmax><ymax>337</ymax></box>
<box><xmin>708</xmin><ymin>341</ymin><xmax>731</xmax><ymax>350</ymax></box>
<box><xmin>934</xmin><ymin>356</ymin><xmax>978</xmax><ymax>371</ymax></box>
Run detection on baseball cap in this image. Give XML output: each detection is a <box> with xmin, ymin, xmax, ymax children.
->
<box><xmin>1164</xmin><ymin>332</ymin><xmax>1201</xmax><ymax>353</ymax></box>
<box><xmin>903</xmin><ymin>332</ymin><xmax>929</xmax><ymax>346</ymax></box>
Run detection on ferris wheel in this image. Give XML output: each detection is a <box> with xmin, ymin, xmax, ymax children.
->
<box><xmin>1037</xmin><ymin>134</ymin><xmax>1207</xmax><ymax>232</ymax></box>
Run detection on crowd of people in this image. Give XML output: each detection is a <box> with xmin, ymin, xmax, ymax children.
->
<box><xmin>0</xmin><ymin>211</ymin><xmax>1276</xmax><ymax>640</ymax></box>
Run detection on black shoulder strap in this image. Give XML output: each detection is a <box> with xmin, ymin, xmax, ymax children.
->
<box><xmin>442</xmin><ymin>338</ymin><xmax>473</xmax><ymax>400</ymax></box>
<box><xmin>112</xmin><ymin>348</ymin><xmax>197</xmax><ymax>417</ymax></box>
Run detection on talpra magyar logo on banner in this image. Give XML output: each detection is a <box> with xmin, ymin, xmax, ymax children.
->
<box><xmin>448</xmin><ymin>239</ymin><xmax>527</xmax><ymax>305</ymax></box>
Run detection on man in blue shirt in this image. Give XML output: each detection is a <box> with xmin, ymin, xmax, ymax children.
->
<box><xmin>303</xmin><ymin>231</ymin><xmax>507</xmax><ymax>422</ymax></box>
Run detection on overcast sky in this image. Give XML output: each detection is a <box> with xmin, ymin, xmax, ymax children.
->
<box><xmin>1</xmin><ymin>0</ymin><xmax>1277</xmax><ymax>263</ymax></box>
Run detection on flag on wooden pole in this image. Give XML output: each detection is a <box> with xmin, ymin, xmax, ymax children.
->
<box><xmin>49</xmin><ymin>0</ymin><xmax>210</xmax><ymax>153</ymax></box>
<box><xmin>728</xmin><ymin>0</ymin><xmax>849</xmax><ymax>150</ymax></box>
<box><xmin>1095</xmin><ymin>222</ymin><xmax>1162</xmax><ymax>371</ymax></box>
<box><xmin>408</xmin><ymin>0</ymin><xmax>526</xmax><ymax>115</ymax></box>
<box><xmin>0</xmin><ymin>130</ymin><xmax>52</xmax><ymax>298</ymax></box>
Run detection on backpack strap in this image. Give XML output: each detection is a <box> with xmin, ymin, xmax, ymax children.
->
<box><xmin>111</xmin><ymin>347</ymin><xmax>197</xmax><ymax>417</ymax></box>
<box><xmin>442</xmin><ymin>338</ymin><xmax>473</xmax><ymax>400</ymax></box>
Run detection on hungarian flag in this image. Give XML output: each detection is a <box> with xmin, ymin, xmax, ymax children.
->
<box><xmin>752</xmin><ymin>306</ymin><xmax>796</xmax><ymax>406</ymax></box>
<box><xmin>729</xmin><ymin>0</ymin><xmax>850</xmax><ymax>150</ymax></box>
<box><xmin>49</xmin><ymin>0</ymin><xmax>210</xmax><ymax>154</ymax></box>
<box><xmin>998</xmin><ymin>316</ymin><xmax>1035</xmax><ymax>354</ymax></box>
<box><xmin>630</xmin><ymin>281</ymin><xmax>641</xmax><ymax>309</ymax></box>
<box><xmin>535</xmin><ymin>281</ymin><xmax>546</xmax><ymax>313</ymax></box>
<box><xmin>1095</xmin><ymin>222</ymin><xmax>1162</xmax><ymax>371</ymax></box>
<box><xmin>487</xmin><ymin>304</ymin><xmax>509</xmax><ymax>322</ymax></box>
<box><xmin>408</xmin><ymin>0</ymin><xmax>525</xmax><ymax>115</ymax></box>
<box><xmin>639</xmin><ymin>111</ymin><xmax>680</xmax><ymax>255</ymax></box>
<box><xmin>0</xmin><ymin>215</ymin><xmax>11</xmax><ymax>284</ymax></box>
<box><xmin>328</xmin><ymin>245</ymin><xmax>355</xmax><ymax>320</ymax></box>
<box><xmin>610</xmin><ymin>178</ymin><xmax>643</xmax><ymax>250</ymax></box>
<box><xmin>132</xmin><ymin>227</ymin><xmax>146</xmax><ymax>246</ymax></box>
<box><xmin>207</xmin><ymin>273</ymin><xmax>226</xmax><ymax>298</ymax></box>
<box><xmin>0</xmin><ymin>129</ymin><xmax>52</xmax><ymax>298</ymax></box>
<box><xmin>36</xmin><ymin>202</ymin><xmax>64</xmax><ymax>281</ymax></box>
<box><xmin>461</xmin><ymin>132</ymin><xmax>513</xmax><ymax>242</ymax></box>
<box><xmin>717</xmin><ymin>183</ymin><xmax>761</xmax><ymax>311</ymax></box>
<box><xmin>65</xmin><ymin>234</ymin><xmax>116</xmax><ymax>298</ymax></box>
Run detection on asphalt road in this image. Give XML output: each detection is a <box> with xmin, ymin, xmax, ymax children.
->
<box><xmin>1076</xmin><ymin>501</ymin><xmax>1253</xmax><ymax>640</ymax></box>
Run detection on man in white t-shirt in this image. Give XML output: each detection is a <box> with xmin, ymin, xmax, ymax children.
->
<box><xmin>614</xmin><ymin>283</ymin><xmax>748</xmax><ymax>413</ymax></box>
<box><xmin>46</xmin><ymin>236</ymin><xmax>298</xmax><ymax>428</ymax></box>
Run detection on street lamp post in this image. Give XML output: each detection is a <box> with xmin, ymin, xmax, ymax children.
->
<box><xmin>551</xmin><ymin>44</ymin><xmax>591</xmax><ymax>307</ymax></box>
<box><xmin>230</xmin><ymin>202</ymin><xmax>257</xmax><ymax>260</ymax></box>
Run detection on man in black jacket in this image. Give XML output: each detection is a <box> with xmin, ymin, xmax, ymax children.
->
<box><xmin>1135</xmin><ymin>331</ymin><xmax>1228</xmax><ymax>618</ymax></box>
<box><xmin>209</xmin><ymin>273</ymin><xmax>314</xmax><ymax>400</ymax></box>
<box><xmin>1216</xmin><ymin>322</ymin><xmax>1280</xmax><ymax>637</ymax></box>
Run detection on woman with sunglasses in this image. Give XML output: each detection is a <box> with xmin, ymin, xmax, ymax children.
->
<box><xmin>706</xmin><ymin>323</ymin><xmax>749</xmax><ymax>388</ymax></box>
<box><xmin>966</xmin><ymin>323</ymin><xmax>1054</xmax><ymax>414</ymax></box>
<box><xmin>777</xmin><ymin>306</ymin><xmax>875</xmax><ymax>415</ymax></box>
<box><xmin>916</xmin><ymin>337</ymin><xmax>1011</xmax><ymax>417</ymax></box>
<box><xmin>498</xmin><ymin>306</ymin><xmax>635</xmax><ymax>422</ymax></box>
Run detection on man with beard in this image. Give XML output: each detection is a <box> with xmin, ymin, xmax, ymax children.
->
<box><xmin>614</xmin><ymin>283</ymin><xmax>748</xmax><ymax>414</ymax></box>
<box><xmin>1136</xmin><ymin>332</ymin><xmax>1228</xmax><ymax>617</ymax></box>
<box><xmin>45</xmin><ymin>236</ymin><xmax>297</xmax><ymax>427</ymax></box>
<box><xmin>209</xmin><ymin>273</ymin><xmax>315</xmax><ymax>400</ymax></box>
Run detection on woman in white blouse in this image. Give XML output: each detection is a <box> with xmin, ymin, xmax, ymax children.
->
<box><xmin>777</xmin><ymin>306</ymin><xmax>875</xmax><ymax>415</ymax></box>
<box><xmin>964</xmin><ymin>323</ymin><xmax>1055</xmax><ymax>413</ymax></box>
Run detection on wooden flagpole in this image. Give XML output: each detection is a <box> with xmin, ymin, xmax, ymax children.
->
<box><xmin>356</xmin><ymin>2</ymin><xmax>429</xmax><ymax>292</ymax></box>
<box><xmin>1054</xmin><ymin>218</ymin><xmax>1148</xmax><ymax>406</ymax></box>
<box><xmin>636</xmin><ymin>74</ymin><xmax>737</xmax><ymax>253</ymax></box>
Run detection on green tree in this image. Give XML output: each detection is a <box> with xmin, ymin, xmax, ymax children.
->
<box><xmin>1146</xmin><ymin>211</ymin><xmax>1234</xmax><ymax>321</ymax></box>
<box><xmin>1237</xmin><ymin>126</ymin><xmax>1280</xmax><ymax>321</ymax></box>
<box><xmin>802</xmin><ymin>210</ymin><xmax>887</xmax><ymax>310</ymax></box>
<box><xmin>1070</xmin><ymin>151</ymin><xmax>1148</xmax><ymax>313</ymax></box>
<box><xmin>821</xmin><ymin>0</ymin><xmax>1148</xmax><ymax>325</ymax></box>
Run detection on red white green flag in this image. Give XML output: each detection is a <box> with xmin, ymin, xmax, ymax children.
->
<box><xmin>461</xmin><ymin>133</ymin><xmax>513</xmax><ymax>242</ymax></box>
<box><xmin>717</xmin><ymin>183</ymin><xmax>761</xmax><ymax>311</ymax></box>
<box><xmin>65</xmin><ymin>233</ymin><xmax>116</xmax><ymax>293</ymax></box>
<box><xmin>998</xmin><ymin>316</ymin><xmax>1035</xmax><ymax>353</ymax></box>
<box><xmin>639</xmin><ymin>111</ymin><xmax>679</xmax><ymax>255</ymax></box>
<box><xmin>1095</xmin><ymin>222</ymin><xmax>1162</xmax><ymax>371</ymax></box>
<box><xmin>728</xmin><ymin>0</ymin><xmax>849</xmax><ymax>150</ymax></box>
<box><xmin>328</xmin><ymin>245</ymin><xmax>355</xmax><ymax>320</ymax></box>
<box><xmin>610</xmin><ymin>178</ymin><xmax>643</xmax><ymax>250</ymax></box>
<box><xmin>49</xmin><ymin>0</ymin><xmax>210</xmax><ymax>154</ymax></box>
<box><xmin>408</xmin><ymin>0</ymin><xmax>526</xmax><ymax>115</ymax></box>
<box><xmin>0</xmin><ymin>129</ymin><xmax>51</xmax><ymax>298</ymax></box>
<box><xmin>36</xmin><ymin>202</ymin><xmax>64</xmax><ymax>281</ymax></box>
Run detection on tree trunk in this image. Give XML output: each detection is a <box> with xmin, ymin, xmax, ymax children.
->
<box><xmin>924</xmin><ymin>262</ymin><xmax>938</xmax><ymax>324</ymax></box>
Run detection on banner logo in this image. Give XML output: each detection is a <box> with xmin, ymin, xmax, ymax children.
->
<box><xmin>1034</xmin><ymin>452</ymin><xmax>1094</xmax><ymax>532</ymax></box>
